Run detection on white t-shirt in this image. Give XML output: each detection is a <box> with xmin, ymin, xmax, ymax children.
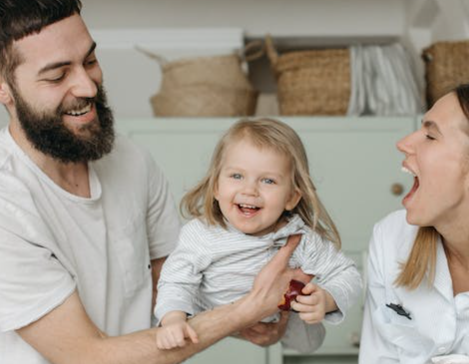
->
<box><xmin>0</xmin><ymin>127</ymin><xmax>180</xmax><ymax>364</ymax></box>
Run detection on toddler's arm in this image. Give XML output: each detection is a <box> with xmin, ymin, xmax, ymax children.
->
<box><xmin>298</xmin><ymin>232</ymin><xmax>362</xmax><ymax>324</ymax></box>
<box><xmin>156</xmin><ymin>311</ymin><xmax>199</xmax><ymax>350</ymax></box>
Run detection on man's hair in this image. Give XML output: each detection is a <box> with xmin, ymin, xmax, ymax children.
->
<box><xmin>0</xmin><ymin>0</ymin><xmax>82</xmax><ymax>82</ymax></box>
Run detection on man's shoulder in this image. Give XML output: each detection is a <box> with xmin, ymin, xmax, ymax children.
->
<box><xmin>0</xmin><ymin>127</ymin><xmax>14</xmax><ymax>171</ymax></box>
<box><xmin>94</xmin><ymin>134</ymin><xmax>153</xmax><ymax>173</ymax></box>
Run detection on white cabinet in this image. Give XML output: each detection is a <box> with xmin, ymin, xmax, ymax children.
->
<box><xmin>116</xmin><ymin>116</ymin><xmax>416</xmax><ymax>364</ymax></box>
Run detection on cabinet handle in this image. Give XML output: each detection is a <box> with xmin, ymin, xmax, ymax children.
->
<box><xmin>349</xmin><ymin>331</ymin><xmax>360</xmax><ymax>348</ymax></box>
<box><xmin>391</xmin><ymin>183</ymin><xmax>404</xmax><ymax>196</ymax></box>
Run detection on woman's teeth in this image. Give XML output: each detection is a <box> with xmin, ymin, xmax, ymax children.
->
<box><xmin>402</xmin><ymin>166</ymin><xmax>416</xmax><ymax>176</ymax></box>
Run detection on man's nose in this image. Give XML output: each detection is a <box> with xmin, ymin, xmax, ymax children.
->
<box><xmin>70</xmin><ymin>68</ymin><xmax>98</xmax><ymax>99</ymax></box>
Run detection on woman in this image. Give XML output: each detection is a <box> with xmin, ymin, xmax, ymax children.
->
<box><xmin>359</xmin><ymin>84</ymin><xmax>469</xmax><ymax>364</ymax></box>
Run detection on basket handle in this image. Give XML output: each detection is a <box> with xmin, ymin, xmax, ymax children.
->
<box><xmin>134</xmin><ymin>45</ymin><xmax>168</xmax><ymax>66</ymax></box>
<box><xmin>264</xmin><ymin>34</ymin><xmax>279</xmax><ymax>67</ymax></box>
<box><xmin>242</xmin><ymin>40</ymin><xmax>265</xmax><ymax>62</ymax></box>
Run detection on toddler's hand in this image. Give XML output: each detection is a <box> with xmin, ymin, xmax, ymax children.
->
<box><xmin>291</xmin><ymin>283</ymin><xmax>337</xmax><ymax>324</ymax></box>
<box><xmin>156</xmin><ymin>314</ymin><xmax>199</xmax><ymax>350</ymax></box>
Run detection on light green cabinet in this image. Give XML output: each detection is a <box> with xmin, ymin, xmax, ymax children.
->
<box><xmin>116</xmin><ymin>116</ymin><xmax>416</xmax><ymax>364</ymax></box>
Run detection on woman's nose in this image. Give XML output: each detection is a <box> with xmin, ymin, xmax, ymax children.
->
<box><xmin>396</xmin><ymin>132</ymin><xmax>416</xmax><ymax>155</ymax></box>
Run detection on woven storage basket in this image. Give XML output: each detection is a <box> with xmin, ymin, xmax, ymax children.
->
<box><xmin>422</xmin><ymin>40</ymin><xmax>469</xmax><ymax>107</ymax></box>
<box><xmin>265</xmin><ymin>35</ymin><xmax>350</xmax><ymax>115</ymax></box>
<box><xmin>137</xmin><ymin>47</ymin><xmax>258</xmax><ymax>117</ymax></box>
<box><xmin>151</xmin><ymin>85</ymin><xmax>258</xmax><ymax>117</ymax></box>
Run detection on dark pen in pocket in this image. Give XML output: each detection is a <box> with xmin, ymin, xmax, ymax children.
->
<box><xmin>386</xmin><ymin>303</ymin><xmax>412</xmax><ymax>320</ymax></box>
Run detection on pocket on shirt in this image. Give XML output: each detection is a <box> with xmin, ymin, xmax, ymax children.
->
<box><xmin>113</xmin><ymin>214</ymin><xmax>151</xmax><ymax>297</ymax></box>
<box><xmin>373</xmin><ymin>305</ymin><xmax>433</xmax><ymax>356</ymax></box>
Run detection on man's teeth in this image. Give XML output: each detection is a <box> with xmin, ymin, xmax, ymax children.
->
<box><xmin>65</xmin><ymin>104</ymin><xmax>91</xmax><ymax>116</ymax></box>
<box><xmin>401</xmin><ymin>166</ymin><xmax>416</xmax><ymax>176</ymax></box>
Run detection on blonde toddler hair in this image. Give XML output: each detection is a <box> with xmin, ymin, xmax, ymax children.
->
<box><xmin>181</xmin><ymin>118</ymin><xmax>341</xmax><ymax>248</ymax></box>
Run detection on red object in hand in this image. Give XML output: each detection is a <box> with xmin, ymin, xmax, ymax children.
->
<box><xmin>278</xmin><ymin>279</ymin><xmax>305</xmax><ymax>311</ymax></box>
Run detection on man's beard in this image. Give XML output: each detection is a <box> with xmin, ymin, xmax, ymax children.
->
<box><xmin>11</xmin><ymin>84</ymin><xmax>115</xmax><ymax>163</ymax></box>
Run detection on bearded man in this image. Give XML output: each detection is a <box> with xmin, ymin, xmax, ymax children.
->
<box><xmin>0</xmin><ymin>1</ymin><xmax>308</xmax><ymax>363</ymax></box>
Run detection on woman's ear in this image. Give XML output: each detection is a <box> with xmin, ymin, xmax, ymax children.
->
<box><xmin>285</xmin><ymin>189</ymin><xmax>302</xmax><ymax>211</ymax></box>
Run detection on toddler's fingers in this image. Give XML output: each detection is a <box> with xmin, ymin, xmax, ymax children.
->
<box><xmin>170</xmin><ymin>330</ymin><xmax>186</xmax><ymax>348</ymax></box>
<box><xmin>291</xmin><ymin>300</ymin><xmax>318</xmax><ymax>313</ymax></box>
<box><xmin>295</xmin><ymin>290</ymin><xmax>320</xmax><ymax>305</ymax></box>
<box><xmin>300</xmin><ymin>282</ymin><xmax>319</xmax><ymax>295</ymax></box>
<box><xmin>186</xmin><ymin>325</ymin><xmax>199</xmax><ymax>344</ymax></box>
<box><xmin>299</xmin><ymin>311</ymin><xmax>323</xmax><ymax>324</ymax></box>
<box><xmin>159</xmin><ymin>336</ymin><xmax>172</xmax><ymax>350</ymax></box>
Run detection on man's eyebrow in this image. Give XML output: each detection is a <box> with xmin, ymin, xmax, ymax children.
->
<box><xmin>37</xmin><ymin>41</ymin><xmax>97</xmax><ymax>76</ymax></box>
<box><xmin>421</xmin><ymin>119</ymin><xmax>442</xmax><ymax>135</ymax></box>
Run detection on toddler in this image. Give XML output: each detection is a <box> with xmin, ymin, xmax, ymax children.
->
<box><xmin>155</xmin><ymin>118</ymin><xmax>362</xmax><ymax>352</ymax></box>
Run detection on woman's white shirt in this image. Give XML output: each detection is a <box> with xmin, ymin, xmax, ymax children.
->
<box><xmin>359</xmin><ymin>210</ymin><xmax>469</xmax><ymax>364</ymax></box>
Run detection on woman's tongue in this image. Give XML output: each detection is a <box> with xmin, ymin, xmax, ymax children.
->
<box><xmin>404</xmin><ymin>176</ymin><xmax>419</xmax><ymax>202</ymax></box>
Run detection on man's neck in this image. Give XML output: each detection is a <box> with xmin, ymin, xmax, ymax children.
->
<box><xmin>9</xmin><ymin>121</ymin><xmax>91</xmax><ymax>198</ymax></box>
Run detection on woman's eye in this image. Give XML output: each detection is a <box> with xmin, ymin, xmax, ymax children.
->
<box><xmin>425</xmin><ymin>134</ymin><xmax>436</xmax><ymax>141</ymax></box>
<box><xmin>262</xmin><ymin>178</ymin><xmax>275</xmax><ymax>185</ymax></box>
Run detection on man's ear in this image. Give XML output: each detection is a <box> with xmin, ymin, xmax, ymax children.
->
<box><xmin>285</xmin><ymin>189</ymin><xmax>302</xmax><ymax>211</ymax></box>
<box><xmin>0</xmin><ymin>79</ymin><xmax>13</xmax><ymax>105</ymax></box>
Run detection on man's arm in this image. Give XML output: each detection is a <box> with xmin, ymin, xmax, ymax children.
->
<box><xmin>17</xmin><ymin>235</ymin><xmax>307</xmax><ymax>364</ymax></box>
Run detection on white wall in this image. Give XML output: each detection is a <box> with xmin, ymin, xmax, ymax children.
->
<box><xmin>403</xmin><ymin>0</ymin><xmax>469</xmax><ymax>91</ymax></box>
<box><xmin>81</xmin><ymin>0</ymin><xmax>405</xmax><ymax>38</ymax></box>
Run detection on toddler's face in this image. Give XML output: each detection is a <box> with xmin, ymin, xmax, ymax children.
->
<box><xmin>214</xmin><ymin>139</ymin><xmax>300</xmax><ymax>236</ymax></box>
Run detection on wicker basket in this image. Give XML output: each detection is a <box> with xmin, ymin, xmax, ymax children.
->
<box><xmin>151</xmin><ymin>85</ymin><xmax>258</xmax><ymax>117</ymax></box>
<box><xmin>422</xmin><ymin>40</ymin><xmax>469</xmax><ymax>107</ymax></box>
<box><xmin>265</xmin><ymin>35</ymin><xmax>351</xmax><ymax>115</ymax></box>
<box><xmin>137</xmin><ymin>47</ymin><xmax>258</xmax><ymax>117</ymax></box>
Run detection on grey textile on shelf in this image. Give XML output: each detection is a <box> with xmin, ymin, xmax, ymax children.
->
<box><xmin>347</xmin><ymin>43</ymin><xmax>423</xmax><ymax>116</ymax></box>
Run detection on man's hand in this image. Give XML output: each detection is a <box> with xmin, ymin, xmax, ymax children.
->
<box><xmin>291</xmin><ymin>283</ymin><xmax>338</xmax><ymax>324</ymax></box>
<box><xmin>241</xmin><ymin>234</ymin><xmax>311</xmax><ymax>324</ymax></box>
<box><xmin>237</xmin><ymin>311</ymin><xmax>289</xmax><ymax>347</ymax></box>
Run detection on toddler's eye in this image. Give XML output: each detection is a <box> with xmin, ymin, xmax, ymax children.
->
<box><xmin>262</xmin><ymin>178</ymin><xmax>275</xmax><ymax>185</ymax></box>
<box><xmin>231</xmin><ymin>173</ymin><xmax>242</xmax><ymax>180</ymax></box>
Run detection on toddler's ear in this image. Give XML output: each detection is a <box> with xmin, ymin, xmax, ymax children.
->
<box><xmin>285</xmin><ymin>189</ymin><xmax>301</xmax><ymax>211</ymax></box>
<box><xmin>213</xmin><ymin>184</ymin><xmax>220</xmax><ymax>201</ymax></box>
